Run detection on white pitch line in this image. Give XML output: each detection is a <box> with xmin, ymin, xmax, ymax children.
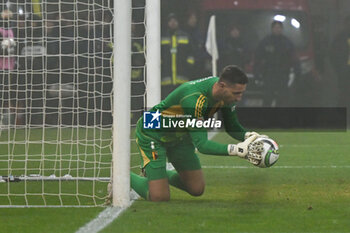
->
<box><xmin>75</xmin><ymin>206</ymin><xmax>129</xmax><ymax>233</ymax></box>
<box><xmin>75</xmin><ymin>191</ymin><xmax>139</xmax><ymax>233</ymax></box>
<box><xmin>202</xmin><ymin>165</ymin><xmax>350</xmax><ymax>169</ymax></box>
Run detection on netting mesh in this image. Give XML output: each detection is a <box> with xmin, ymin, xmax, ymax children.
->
<box><xmin>0</xmin><ymin>0</ymin><xmax>146</xmax><ymax>207</ymax></box>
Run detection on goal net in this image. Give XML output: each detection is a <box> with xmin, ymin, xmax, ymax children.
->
<box><xmin>0</xmin><ymin>0</ymin><xmax>153</xmax><ymax>207</ymax></box>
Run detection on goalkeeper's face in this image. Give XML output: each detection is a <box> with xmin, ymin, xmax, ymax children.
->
<box><xmin>221</xmin><ymin>83</ymin><xmax>247</xmax><ymax>105</ymax></box>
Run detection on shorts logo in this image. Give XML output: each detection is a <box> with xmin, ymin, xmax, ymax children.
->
<box><xmin>143</xmin><ymin>110</ymin><xmax>161</xmax><ymax>129</ymax></box>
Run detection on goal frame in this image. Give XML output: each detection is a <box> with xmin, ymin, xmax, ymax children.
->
<box><xmin>0</xmin><ymin>0</ymin><xmax>161</xmax><ymax>208</ymax></box>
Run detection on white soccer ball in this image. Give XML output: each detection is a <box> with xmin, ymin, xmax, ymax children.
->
<box><xmin>254</xmin><ymin>137</ymin><xmax>279</xmax><ymax>168</ymax></box>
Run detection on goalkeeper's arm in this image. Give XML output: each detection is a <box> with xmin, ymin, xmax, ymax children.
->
<box><xmin>221</xmin><ymin>106</ymin><xmax>247</xmax><ymax>141</ymax></box>
<box><xmin>182</xmin><ymin>95</ymin><xmax>258</xmax><ymax>157</ymax></box>
<box><xmin>189</xmin><ymin>128</ymin><xmax>258</xmax><ymax>157</ymax></box>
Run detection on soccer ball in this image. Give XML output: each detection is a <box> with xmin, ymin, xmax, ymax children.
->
<box><xmin>253</xmin><ymin>137</ymin><xmax>279</xmax><ymax>168</ymax></box>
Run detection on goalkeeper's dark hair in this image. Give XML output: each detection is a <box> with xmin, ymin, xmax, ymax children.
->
<box><xmin>219</xmin><ymin>65</ymin><xmax>248</xmax><ymax>85</ymax></box>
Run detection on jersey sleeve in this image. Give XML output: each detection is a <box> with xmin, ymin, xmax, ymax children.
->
<box><xmin>180</xmin><ymin>94</ymin><xmax>229</xmax><ymax>155</ymax></box>
<box><xmin>221</xmin><ymin>105</ymin><xmax>246</xmax><ymax>141</ymax></box>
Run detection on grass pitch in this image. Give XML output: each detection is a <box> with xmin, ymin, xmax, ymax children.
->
<box><xmin>1</xmin><ymin>130</ymin><xmax>350</xmax><ymax>233</ymax></box>
<box><xmin>0</xmin><ymin>128</ymin><xmax>113</xmax><ymax>206</ymax></box>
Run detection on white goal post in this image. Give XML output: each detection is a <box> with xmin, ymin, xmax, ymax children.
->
<box><xmin>113</xmin><ymin>0</ymin><xmax>132</xmax><ymax>208</ymax></box>
<box><xmin>113</xmin><ymin>0</ymin><xmax>161</xmax><ymax>207</ymax></box>
<box><xmin>0</xmin><ymin>0</ymin><xmax>160</xmax><ymax>208</ymax></box>
<box><xmin>112</xmin><ymin>0</ymin><xmax>132</xmax><ymax>208</ymax></box>
<box><xmin>145</xmin><ymin>0</ymin><xmax>161</xmax><ymax>107</ymax></box>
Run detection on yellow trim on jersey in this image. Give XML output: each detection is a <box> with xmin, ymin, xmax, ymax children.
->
<box><xmin>136</xmin><ymin>138</ymin><xmax>150</xmax><ymax>167</ymax></box>
<box><xmin>195</xmin><ymin>95</ymin><xmax>203</xmax><ymax>117</ymax></box>
<box><xmin>195</xmin><ymin>95</ymin><xmax>206</xmax><ymax>118</ymax></box>
<box><xmin>162</xmin><ymin>105</ymin><xmax>184</xmax><ymax>116</ymax></box>
<box><xmin>197</xmin><ymin>98</ymin><xmax>206</xmax><ymax>117</ymax></box>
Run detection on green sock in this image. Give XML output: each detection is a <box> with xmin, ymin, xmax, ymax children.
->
<box><xmin>130</xmin><ymin>172</ymin><xmax>149</xmax><ymax>200</ymax></box>
<box><xmin>166</xmin><ymin>170</ymin><xmax>187</xmax><ymax>191</ymax></box>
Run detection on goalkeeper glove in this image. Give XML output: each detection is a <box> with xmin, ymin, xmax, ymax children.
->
<box><xmin>246</xmin><ymin>140</ymin><xmax>265</xmax><ymax>165</ymax></box>
<box><xmin>244</xmin><ymin>131</ymin><xmax>268</xmax><ymax>140</ymax></box>
<box><xmin>227</xmin><ymin>135</ymin><xmax>258</xmax><ymax>158</ymax></box>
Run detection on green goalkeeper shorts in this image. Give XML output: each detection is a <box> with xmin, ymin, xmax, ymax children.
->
<box><xmin>136</xmin><ymin>137</ymin><xmax>201</xmax><ymax>181</ymax></box>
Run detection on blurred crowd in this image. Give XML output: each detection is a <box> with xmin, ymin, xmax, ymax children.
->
<box><xmin>159</xmin><ymin>12</ymin><xmax>300</xmax><ymax>106</ymax></box>
<box><xmin>158</xmin><ymin>10</ymin><xmax>350</xmax><ymax>112</ymax></box>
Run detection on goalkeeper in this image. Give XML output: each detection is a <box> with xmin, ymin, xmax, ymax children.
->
<box><xmin>131</xmin><ymin>65</ymin><xmax>265</xmax><ymax>201</ymax></box>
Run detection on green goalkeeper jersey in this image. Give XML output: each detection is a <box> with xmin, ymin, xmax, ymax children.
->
<box><xmin>136</xmin><ymin>76</ymin><xmax>247</xmax><ymax>155</ymax></box>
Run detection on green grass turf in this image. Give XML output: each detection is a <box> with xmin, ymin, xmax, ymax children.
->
<box><xmin>103</xmin><ymin>130</ymin><xmax>350</xmax><ymax>233</ymax></box>
<box><xmin>0</xmin><ymin>130</ymin><xmax>349</xmax><ymax>233</ymax></box>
